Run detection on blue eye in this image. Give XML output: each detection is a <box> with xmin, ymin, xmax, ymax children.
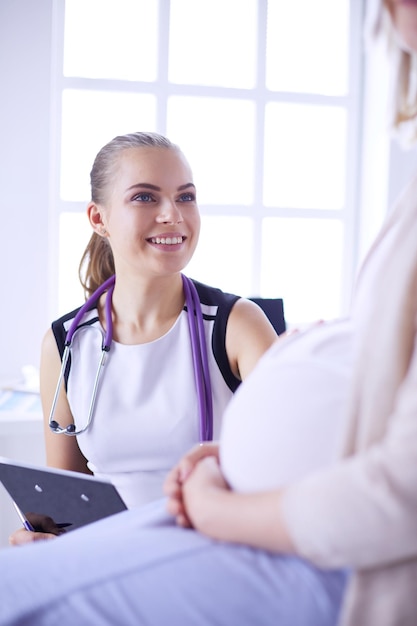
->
<box><xmin>178</xmin><ymin>192</ymin><xmax>195</xmax><ymax>202</ymax></box>
<box><xmin>132</xmin><ymin>192</ymin><xmax>154</xmax><ymax>202</ymax></box>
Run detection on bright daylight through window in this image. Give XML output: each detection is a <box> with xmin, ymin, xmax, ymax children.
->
<box><xmin>54</xmin><ymin>0</ymin><xmax>361</xmax><ymax>325</ymax></box>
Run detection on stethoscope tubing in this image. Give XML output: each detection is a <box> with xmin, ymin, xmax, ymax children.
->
<box><xmin>65</xmin><ymin>276</ymin><xmax>115</xmax><ymax>348</ymax></box>
<box><xmin>182</xmin><ymin>275</ymin><xmax>213</xmax><ymax>441</ymax></box>
<box><xmin>49</xmin><ymin>274</ymin><xmax>213</xmax><ymax>441</ymax></box>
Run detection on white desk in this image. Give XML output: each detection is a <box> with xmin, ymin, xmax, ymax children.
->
<box><xmin>0</xmin><ymin>392</ymin><xmax>45</xmax><ymax>547</ymax></box>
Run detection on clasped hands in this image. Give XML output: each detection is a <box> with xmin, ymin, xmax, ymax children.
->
<box><xmin>163</xmin><ymin>442</ymin><xmax>230</xmax><ymax>531</ymax></box>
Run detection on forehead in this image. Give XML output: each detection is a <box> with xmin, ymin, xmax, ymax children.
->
<box><xmin>114</xmin><ymin>146</ymin><xmax>193</xmax><ymax>183</ymax></box>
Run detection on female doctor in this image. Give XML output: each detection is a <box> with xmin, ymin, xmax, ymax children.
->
<box><xmin>37</xmin><ymin>131</ymin><xmax>277</xmax><ymax>513</ymax></box>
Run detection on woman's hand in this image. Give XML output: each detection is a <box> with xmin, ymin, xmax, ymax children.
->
<box><xmin>173</xmin><ymin>457</ymin><xmax>296</xmax><ymax>554</ymax></box>
<box><xmin>181</xmin><ymin>456</ymin><xmax>230</xmax><ymax>531</ymax></box>
<box><xmin>164</xmin><ymin>442</ymin><xmax>220</xmax><ymax>527</ymax></box>
<box><xmin>9</xmin><ymin>513</ymin><xmax>67</xmax><ymax>546</ymax></box>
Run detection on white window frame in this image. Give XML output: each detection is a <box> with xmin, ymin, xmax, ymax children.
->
<box><xmin>49</xmin><ymin>0</ymin><xmax>365</xmax><ymax>323</ymax></box>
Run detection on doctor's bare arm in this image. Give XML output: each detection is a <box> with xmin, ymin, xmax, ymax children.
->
<box><xmin>9</xmin><ymin>330</ymin><xmax>91</xmax><ymax>546</ymax></box>
<box><xmin>225</xmin><ymin>298</ymin><xmax>279</xmax><ymax>382</ymax></box>
<box><xmin>40</xmin><ymin>328</ymin><xmax>91</xmax><ymax>475</ymax></box>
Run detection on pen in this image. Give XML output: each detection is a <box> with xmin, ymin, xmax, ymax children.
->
<box><xmin>12</xmin><ymin>501</ymin><xmax>35</xmax><ymax>532</ymax></box>
<box><xmin>56</xmin><ymin>523</ymin><xmax>72</xmax><ymax>529</ymax></box>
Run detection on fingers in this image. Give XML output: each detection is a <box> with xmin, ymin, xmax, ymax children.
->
<box><xmin>164</xmin><ymin>467</ymin><xmax>181</xmax><ymax>498</ymax></box>
<box><xmin>164</xmin><ymin>443</ymin><xmax>221</xmax><ymax>529</ymax></box>
<box><xmin>9</xmin><ymin>528</ymin><xmax>57</xmax><ymax>546</ymax></box>
<box><xmin>166</xmin><ymin>495</ymin><xmax>181</xmax><ymax>517</ymax></box>
<box><xmin>165</xmin><ymin>479</ymin><xmax>190</xmax><ymax>524</ymax></box>
<box><xmin>9</xmin><ymin>512</ymin><xmax>67</xmax><ymax>546</ymax></box>
<box><xmin>25</xmin><ymin>512</ymin><xmax>67</xmax><ymax>536</ymax></box>
<box><xmin>164</xmin><ymin>442</ymin><xmax>219</xmax><ymax>496</ymax></box>
<box><xmin>175</xmin><ymin>513</ymin><xmax>192</xmax><ymax>528</ymax></box>
<box><xmin>164</xmin><ymin>453</ymin><xmax>196</xmax><ymax>492</ymax></box>
<box><xmin>166</xmin><ymin>499</ymin><xmax>192</xmax><ymax>528</ymax></box>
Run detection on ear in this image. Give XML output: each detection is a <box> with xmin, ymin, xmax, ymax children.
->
<box><xmin>87</xmin><ymin>202</ymin><xmax>108</xmax><ymax>237</ymax></box>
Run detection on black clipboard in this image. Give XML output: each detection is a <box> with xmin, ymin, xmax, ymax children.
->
<box><xmin>0</xmin><ymin>457</ymin><xmax>127</xmax><ymax>532</ymax></box>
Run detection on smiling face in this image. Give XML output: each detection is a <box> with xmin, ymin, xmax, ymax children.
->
<box><xmin>89</xmin><ymin>146</ymin><xmax>201</xmax><ymax>280</ymax></box>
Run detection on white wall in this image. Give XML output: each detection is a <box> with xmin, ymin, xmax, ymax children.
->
<box><xmin>0</xmin><ymin>0</ymin><xmax>54</xmax><ymax>383</ymax></box>
<box><xmin>0</xmin><ymin>412</ymin><xmax>45</xmax><ymax>547</ymax></box>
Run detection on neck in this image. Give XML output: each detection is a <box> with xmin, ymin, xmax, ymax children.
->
<box><xmin>101</xmin><ymin>273</ymin><xmax>186</xmax><ymax>345</ymax></box>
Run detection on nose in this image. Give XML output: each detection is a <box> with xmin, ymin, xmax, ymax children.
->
<box><xmin>156</xmin><ymin>199</ymin><xmax>184</xmax><ymax>225</ymax></box>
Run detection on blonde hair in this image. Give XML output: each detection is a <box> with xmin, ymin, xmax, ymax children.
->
<box><xmin>367</xmin><ymin>0</ymin><xmax>417</xmax><ymax>143</ymax></box>
<box><xmin>79</xmin><ymin>132</ymin><xmax>180</xmax><ymax>298</ymax></box>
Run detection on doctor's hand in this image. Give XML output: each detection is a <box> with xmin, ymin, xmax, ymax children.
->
<box><xmin>9</xmin><ymin>513</ymin><xmax>67</xmax><ymax>547</ymax></box>
<box><xmin>164</xmin><ymin>442</ymin><xmax>220</xmax><ymax>527</ymax></box>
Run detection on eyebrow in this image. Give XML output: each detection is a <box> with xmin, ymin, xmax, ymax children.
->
<box><xmin>126</xmin><ymin>182</ymin><xmax>196</xmax><ymax>192</ymax></box>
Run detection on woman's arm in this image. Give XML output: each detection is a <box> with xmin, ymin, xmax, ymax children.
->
<box><xmin>40</xmin><ymin>328</ymin><xmax>91</xmax><ymax>474</ymax></box>
<box><xmin>10</xmin><ymin>329</ymin><xmax>91</xmax><ymax>545</ymax></box>
<box><xmin>180</xmin><ymin>456</ymin><xmax>296</xmax><ymax>553</ymax></box>
<box><xmin>226</xmin><ymin>299</ymin><xmax>278</xmax><ymax>381</ymax></box>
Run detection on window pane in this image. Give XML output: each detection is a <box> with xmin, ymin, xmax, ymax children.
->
<box><xmin>60</xmin><ymin>90</ymin><xmax>157</xmax><ymax>201</ymax></box>
<box><xmin>185</xmin><ymin>216</ymin><xmax>253</xmax><ymax>296</ymax></box>
<box><xmin>260</xmin><ymin>217</ymin><xmax>344</xmax><ymax>323</ymax></box>
<box><xmin>63</xmin><ymin>0</ymin><xmax>158</xmax><ymax>81</ymax></box>
<box><xmin>266</xmin><ymin>0</ymin><xmax>349</xmax><ymax>95</ymax></box>
<box><xmin>59</xmin><ymin>213</ymin><xmax>92</xmax><ymax>314</ymax></box>
<box><xmin>264</xmin><ymin>103</ymin><xmax>346</xmax><ymax>209</ymax></box>
<box><xmin>169</xmin><ymin>0</ymin><xmax>257</xmax><ymax>88</ymax></box>
<box><xmin>167</xmin><ymin>96</ymin><xmax>255</xmax><ymax>205</ymax></box>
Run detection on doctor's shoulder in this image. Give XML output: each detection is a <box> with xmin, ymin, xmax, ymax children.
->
<box><xmin>227</xmin><ymin>297</ymin><xmax>278</xmax><ymax>342</ymax></box>
<box><xmin>225</xmin><ymin>297</ymin><xmax>278</xmax><ymax>381</ymax></box>
<box><xmin>189</xmin><ymin>279</ymin><xmax>278</xmax><ymax>380</ymax></box>
<box><xmin>39</xmin><ymin>303</ymin><xmax>87</xmax><ymax>414</ymax></box>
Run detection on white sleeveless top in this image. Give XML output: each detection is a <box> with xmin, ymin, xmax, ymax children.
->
<box><xmin>65</xmin><ymin>307</ymin><xmax>234</xmax><ymax>508</ymax></box>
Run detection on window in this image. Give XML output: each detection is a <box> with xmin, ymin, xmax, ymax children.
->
<box><xmin>52</xmin><ymin>0</ymin><xmax>363</xmax><ymax>324</ymax></box>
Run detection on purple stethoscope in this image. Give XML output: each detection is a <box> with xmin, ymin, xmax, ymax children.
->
<box><xmin>48</xmin><ymin>274</ymin><xmax>213</xmax><ymax>441</ymax></box>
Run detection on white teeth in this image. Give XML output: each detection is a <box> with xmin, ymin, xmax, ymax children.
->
<box><xmin>151</xmin><ymin>236</ymin><xmax>183</xmax><ymax>245</ymax></box>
